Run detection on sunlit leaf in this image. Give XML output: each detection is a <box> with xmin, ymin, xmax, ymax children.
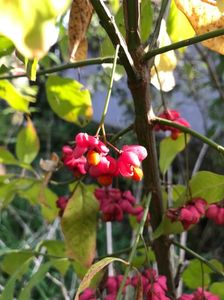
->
<box><xmin>0</xmin><ymin>0</ymin><xmax>72</xmax><ymax>59</ymax></box>
<box><xmin>167</xmin><ymin>0</ymin><xmax>195</xmax><ymax>44</ymax></box>
<box><xmin>46</xmin><ymin>75</ymin><xmax>93</xmax><ymax>126</ymax></box>
<box><xmin>108</xmin><ymin>0</ymin><xmax>120</xmax><ymax>13</ymax></box>
<box><xmin>0</xmin><ymin>80</ymin><xmax>30</xmax><ymax>112</ymax></box>
<box><xmin>61</xmin><ymin>184</ymin><xmax>99</xmax><ymax>267</ymax></box>
<box><xmin>25</xmin><ymin>58</ymin><xmax>38</xmax><ymax>81</ymax></box>
<box><xmin>16</xmin><ymin>118</ymin><xmax>40</xmax><ymax>164</ymax></box>
<box><xmin>74</xmin><ymin>257</ymin><xmax>128</xmax><ymax>300</ymax></box>
<box><xmin>68</xmin><ymin>0</ymin><xmax>93</xmax><ymax>61</ymax></box>
<box><xmin>175</xmin><ymin>0</ymin><xmax>224</xmax><ymax>55</ymax></box>
<box><xmin>159</xmin><ymin>133</ymin><xmax>190</xmax><ymax>174</ymax></box>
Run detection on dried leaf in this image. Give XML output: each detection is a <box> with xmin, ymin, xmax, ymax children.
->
<box><xmin>39</xmin><ymin>153</ymin><xmax>60</xmax><ymax>173</ymax></box>
<box><xmin>68</xmin><ymin>0</ymin><xmax>93</xmax><ymax>61</ymax></box>
<box><xmin>175</xmin><ymin>0</ymin><xmax>224</xmax><ymax>54</ymax></box>
<box><xmin>74</xmin><ymin>257</ymin><xmax>128</xmax><ymax>300</ymax></box>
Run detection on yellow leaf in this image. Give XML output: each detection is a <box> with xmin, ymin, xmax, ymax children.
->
<box><xmin>217</xmin><ymin>0</ymin><xmax>224</xmax><ymax>13</ymax></box>
<box><xmin>68</xmin><ymin>0</ymin><xmax>93</xmax><ymax>61</ymax></box>
<box><xmin>175</xmin><ymin>0</ymin><xmax>224</xmax><ymax>54</ymax></box>
<box><xmin>150</xmin><ymin>19</ymin><xmax>177</xmax><ymax>92</ymax></box>
<box><xmin>0</xmin><ymin>0</ymin><xmax>71</xmax><ymax>59</ymax></box>
<box><xmin>167</xmin><ymin>0</ymin><xmax>195</xmax><ymax>44</ymax></box>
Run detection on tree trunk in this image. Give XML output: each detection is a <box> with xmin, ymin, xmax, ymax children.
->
<box><xmin>127</xmin><ymin>47</ymin><xmax>176</xmax><ymax>299</ymax></box>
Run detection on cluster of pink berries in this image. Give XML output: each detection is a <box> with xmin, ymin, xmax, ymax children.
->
<box><xmin>166</xmin><ymin>197</ymin><xmax>224</xmax><ymax>230</ymax></box>
<box><xmin>131</xmin><ymin>269</ymin><xmax>169</xmax><ymax>300</ymax></box>
<box><xmin>62</xmin><ymin>133</ymin><xmax>147</xmax><ymax>186</ymax></box>
<box><xmin>155</xmin><ymin>109</ymin><xmax>190</xmax><ymax>140</ymax></box>
<box><xmin>178</xmin><ymin>287</ymin><xmax>220</xmax><ymax>300</ymax></box>
<box><xmin>79</xmin><ymin>275</ymin><xmax>129</xmax><ymax>300</ymax></box>
<box><xmin>206</xmin><ymin>201</ymin><xmax>224</xmax><ymax>225</ymax></box>
<box><xmin>166</xmin><ymin>198</ymin><xmax>207</xmax><ymax>230</ymax></box>
<box><xmin>94</xmin><ymin>187</ymin><xmax>150</xmax><ymax>223</ymax></box>
<box><xmin>79</xmin><ymin>269</ymin><xmax>169</xmax><ymax>300</ymax></box>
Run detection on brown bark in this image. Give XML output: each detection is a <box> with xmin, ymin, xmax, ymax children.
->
<box><xmin>127</xmin><ymin>47</ymin><xmax>176</xmax><ymax>299</ymax></box>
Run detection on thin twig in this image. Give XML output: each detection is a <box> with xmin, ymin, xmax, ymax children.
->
<box><xmin>143</xmin><ymin>28</ymin><xmax>224</xmax><ymax>61</ymax></box>
<box><xmin>90</xmin><ymin>0</ymin><xmax>138</xmax><ymax>80</ymax></box>
<box><xmin>148</xmin><ymin>0</ymin><xmax>170</xmax><ymax>51</ymax></box>
<box><xmin>153</xmin><ymin>117</ymin><xmax>224</xmax><ymax>154</ymax></box>
<box><xmin>46</xmin><ymin>273</ymin><xmax>70</xmax><ymax>300</ymax></box>
<box><xmin>171</xmin><ymin>239</ymin><xmax>224</xmax><ymax>277</ymax></box>
<box><xmin>0</xmin><ymin>57</ymin><xmax>115</xmax><ymax>80</ymax></box>
<box><xmin>110</xmin><ymin>123</ymin><xmax>134</xmax><ymax>144</ymax></box>
<box><xmin>96</xmin><ymin>44</ymin><xmax>120</xmax><ymax>136</ymax></box>
<box><xmin>116</xmin><ymin>193</ymin><xmax>151</xmax><ymax>300</ymax></box>
<box><xmin>194</xmin><ymin>44</ymin><xmax>224</xmax><ymax>101</ymax></box>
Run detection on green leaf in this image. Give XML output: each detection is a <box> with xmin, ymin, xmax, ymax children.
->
<box><xmin>189</xmin><ymin>171</ymin><xmax>224</xmax><ymax>204</ymax></box>
<box><xmin>0</xmin><ymin>64</ymin><xmax>12</xmax><ymax>75</ymax></box>
<box><xmin>18</xmin><ymin>260</ymin><xmax>64</xmax><ymax>300</ymax></box>
<box><xmin>61</xmin><ymin>184</ymin><xmax>99</xmax><ymax>267</ymax></box>
<box><xmin>0</xmin><ymin>35</ymin><xmax>14</xmax><ymax>58</ymax></box>
<box><xmin>46</xmin><ymin>75</ymin><xmax>93</xmax><ymax>126</ymax></box>
<box><xmin>209</xmin><ymin>259</ymin><xmax>224</xmax><ymax>273</ymax></box>
<box><xmin>19</xmin><ymin>181</ymin><xmax>58</xmax><ymax>222</ymax></box>
<box><xmin>172</xmin><ymin>184</ymin><xmax>186</xmax><ymax>203</ymax></box>
<box><xmin>0</xmin><ymin>180</ymin><xmax>16</xmax><ymax>207</ymax></box>
<box><xmin>210</xmin><ymin>282</ymin><xmax>224</xmax><ymax>300</ymax></box>
<box><xmin>0</xmin><ymin>147</ymin><xmax>18</xmax><ymax>165</ymax></box>
<box><xmin>0</xmin><ymin>259</ymin><xmax>32</xmax><ymax>300</ymax></box>
<box><xmin>108</xmin><ymin>0</ymin><xmax>120</xmax><ymax>12</ymax></box>
<box><xmin>0</xmin><ymin>80</ymin><xmax>30</xmax><ymax>112</ymax></box>
<box><xmin>25</xmin><ymin>58</ymin><xmax>38</xmax><ymax>81</ymax></box>
<box><xmin>16</xmin><ymin>118</ymin><xmax>40</xmax><ymax>164</ymax></box>
<box><xmin>167</xmin><ymin>0</ymin><xmax>195</xmax><ymax>44</ymax></box>
<box><xmin>159</xmin><ymin>133</ymin><xmax>190</xmax><ymax>174</ymax></box>
<box><xmin>140</xmin><ymin>0</ymin><xmax>153</xmax><ymax>42</ymax></box>
<box><xmin>38</xmin><ymin>240</ymin><xmax>70</xmax><ymax>275</ymax></box>
<box><xmin>74</xmin><ymin>257</ymin><xmax>128</xmax><ymax>300</ymax></box>
<box><xmin>0</xmin><ymin>177</ymin><xmax>57</xmax><ymax>220</ymax></box>
<box><xmin>153</xmin><ymin>215</ymin><xmax>184</xmax><ymax>239</ymax></box>
<box><xmin>1</xmin><ymin>250</ymin><xmax>33</xmax><ymax>276</ymax></box>
<box><xmin>132</xmin><ymin>248</ymin><xmax>155</xmax><ymax>268</ymax></box>
<box><xmin>183</xmin><ymin>259</ymin><xmax>211</xmax><ymax>289</ymax></box>
<box><xmin>0</xmin><ymin>178</ymin><xmax>38</xmax><ymax>208</ymax></box>
<box><xmin>0</xmin><ymin>0</ymin><xmax>71</xmax><ymax>59</ymax></box>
